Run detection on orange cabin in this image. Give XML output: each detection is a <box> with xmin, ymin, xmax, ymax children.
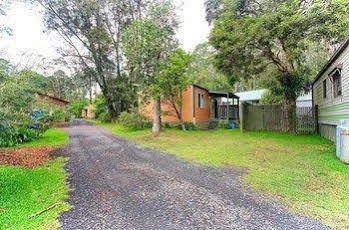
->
<box><xmin>140</xmin><ymin>84</ymin><xmax>240</xmax><ymax>125</ymax></box>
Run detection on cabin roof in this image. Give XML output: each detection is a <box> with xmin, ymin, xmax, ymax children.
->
<box><xmin>192</xmin><ymin>84</ymin><xmax>239</xmax><ymax>99</ymax></box>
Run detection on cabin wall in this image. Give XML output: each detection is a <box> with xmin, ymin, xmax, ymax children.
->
<box><xmin>37</xmin><ymin>94</ymin><xmax>68</xmax><ymax>108</ymax></box>
<box><xmin>193</xmin><ymin>86</ymin><xmax>211</xmax><ymax>124</ymax></box>
<box><xmin>139</xmin><ymin>87</ymin><xmax>194</xmax><ymax>124</ymax></box>
<box><xmin>313</xmin><ymin>44</ymin><xmax>349</xmax><ymax>141</ymax></box>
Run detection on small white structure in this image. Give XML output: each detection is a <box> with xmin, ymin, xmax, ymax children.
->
<box><xmin>235</xmin><ymin>89</ymin><xmax>312</xmax><ymax>107</ymax></box>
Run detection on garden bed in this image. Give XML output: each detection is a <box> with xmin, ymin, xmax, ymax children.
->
<box><xmin>0</xmin><ymin>147</ymin><xmax>56</xmax><ymax>168</ymax></box>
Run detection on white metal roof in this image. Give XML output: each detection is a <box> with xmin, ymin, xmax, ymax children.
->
<box><xmin>235</xmin><ymin>89</ymin><xmax>312</xmax><ymax>102</ymax></box>
<box><xmin>235</xmin><ymin>89</ymin><xmax>267</xmax><ymax>102</ymax></box>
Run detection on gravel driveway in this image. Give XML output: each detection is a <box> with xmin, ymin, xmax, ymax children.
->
<box><xmin>59</xmin><ymin>120</ymin><xmax>329</xmax><ymax>230</ymax></box>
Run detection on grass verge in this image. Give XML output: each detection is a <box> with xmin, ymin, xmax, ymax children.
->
<box><xmin>0</xmin><ymin>128</ymin><xmax>71</xmax><ymax>229</ymax></box>
<box><xmin>97</xmin><ymin>122</ymin><xmax>349</xmax><ymax>229</ymax></box>
<box><xmin>17</xmin><ymin>128</ymin><xmax>69</xmax><ymax>148</ymax></box>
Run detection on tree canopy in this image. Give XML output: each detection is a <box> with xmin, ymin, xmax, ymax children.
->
<box><xmin>122</xmin><ymin>0</ymin><xmax>179</xmax><ymax>134</ymax></box>
<box><xmin>210</xmin><ymin>0</ymin><xmax>349</xmax><ymax>131</ymax></box>
<box><xmin>188</xmin><ymin>42</ymin><xmax>231</xmax><ymax>91</ymax></box>
<box><xmin>38</xmin><ymin>0</ymin><xmax>152</xmax><ymax>118</ymax></box>
<box><xmin>158</xmin><ymin>48</ymin><xmax>192</xmax><ymax>130</ymax></box>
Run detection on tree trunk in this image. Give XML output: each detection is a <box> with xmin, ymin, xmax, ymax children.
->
<box><xmin>180</xmin><ymin>120</ymin><xmax>186</xmax><ymax>131</ymax></box>
<box><xmin>284</xmin><ymin>97</ymin><xmax>297</xmax><ymax>133</ymax></box>
<box><xmin>103</xmin><ymin>90</ymin><xmax>118</xmax><ymax>119</ymax></box>
<box><xmin>171</xmin><ymin>102</ymin><xmax>186</xmax><ymax>131</ymax></box>
<box><xmin>152</xmin><ymin>97</ymin><xmax>162</xmax><ymax>135</ymax></box>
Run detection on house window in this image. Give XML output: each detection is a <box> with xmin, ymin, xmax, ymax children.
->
<box><xmin>332</xmin><ymin>71</ymin><xmax>342</xmax><ymax>98</ymax></box>
<box><xmin>323</xmin><ymin>79</ymin><xmax>327</xmax><ymax>99</ymax></box>
<box><xmin>198</xmin><ymin>94</ymin><xmax>205</xmax><ymax>108</ymax></box>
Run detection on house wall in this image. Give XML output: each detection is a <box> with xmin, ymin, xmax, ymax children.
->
<box><xmin>37</xmin><ymin>94</ymin><xmax>68</xmax><ymax>108</ymax></box>
<box><xmin>140</xmin><ymin>86</ymin><xmax>194</xmax><ymax>124</ymax></box>
<box><xmin>82</xmin><ymin>105</ymin><xmax>95</xmax><ymax>119</ymax></box>
<box><xmin>313</xmin><ymin>43</ymin><xmax>349</xmax><ymax>141</ymax></box>
<box><xmin>193</xmin><ymin>86</ymin><xmax>211</xmax><ymax>124</ymax></box>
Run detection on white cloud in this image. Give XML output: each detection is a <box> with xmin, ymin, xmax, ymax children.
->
<box><xmin>177</xmin><ymin>0</ymin><xmax>211</xmax><ymax>51</ymax></box>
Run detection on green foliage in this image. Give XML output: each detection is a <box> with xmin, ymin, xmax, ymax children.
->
<box><xmin>180</xmin><ymin>122</ymin><xmax>197</xmax><ymax>131</ymax></box>
<box><xmin>260</xmin><ymin>90</ymin><xmax>285</xmax><ymax>105</ymax></box>
<box><xmin>218</xmin><ymin>120</ymin><xmax>230</xmax><ymax>129</ymax></box>
<box><xmin>52</xmin><ymin>107</ymin><xmax>71</xmax><ymax>122</ymax></box>
<box><xmin>39</xmin><ymin>0</ymin><xmax>146</xmax><ymax>118</ymax></box>
<box><xmin>210</xmin><ymin>0</ymin><xmax>349</xmax><ymax>102</ymax></box>
<box><xmin>18</xmin><ymin>128</ymin><xmax>69</xmax><ymax>148</ymax></box>
<box><xmin>71</xmin><ymin>99</ymin><xmax>89</xmax><ymax>118</ymax></box>
<box><xmin>0</xmin><ymin>158</ymin><xmax>71</xmax><ymax>229</ymax></box>
<box><xmin>118</xmin><ymin>111</ymin><xmax>150</xmax><ymax>130</ymax></box>
<box><xmin>0</xmin><ymin>71</ymin><xmax>48</xmax><ymax>147</ymax></box>
<box><xmin>45</xmin><ymin>70</ymin><xmax>90</xmax><ymax>101</ymax></box>
<box><xmin>52</xmin><ymin>108</ymin><xmax>66</xmax><ymax>122</ymax></box>
<box><xmin>189</xmin><ymin>42</ymin><xmax>231</xmax><ymax>91</ymax></box>
<box><xmin>98</xmin><ymin>111</ymin><xmax>112</xmax><ymax>123</ymax></box>
<box><xmin>122</xmin><ymin>0</ymin><xmax>179</xmax><ymax>98</ymax></box>
<box><xmin>158</xmin><ymin>48</ymin><xmax>192</xmax><ymax>126</ymax></box>
<box><xmin>0</xmin><ymin>70</ymin><xmax>72</xmax><ymax>147</ymax></box>
<box><xmin>93</xmin><ymin>95</ymin><xmax>108</xmax><ymax>119</ymax></box>
<box><xmin>0</xmin><ymin>123</ymin><xmax>48</xmax><ymax>148</ymax></box>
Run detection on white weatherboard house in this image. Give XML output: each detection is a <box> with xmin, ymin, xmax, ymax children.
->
<box><xmin>312</xmin><ymin>38</ymin><xmax>349</xmax><ymax>142</ymax></box>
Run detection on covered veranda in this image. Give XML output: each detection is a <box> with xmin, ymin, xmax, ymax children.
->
<box><xmin>209</xmin><ymin>91</ymin><xmax>240</xmax><ymax>123</ymax></box>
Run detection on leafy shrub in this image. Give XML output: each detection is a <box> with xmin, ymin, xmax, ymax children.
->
<box><xmin>94</xmin><ymin>95</ymin><xmax>108</xmax><ymax>119</ymax></box>
<box><xmin>71</xmin><ymin>99</ymin><xmax>88</xmax><ymax>118</ymax></box>
<box><xmin>176</xmin><ymin>122</ymin><xmax>197</xmax><ymax>131</ymax></box>
<box><xmin>118</xmin><ymin>111</ymin><xmax>150</xmax><ymax>130</ymax></box>
<box><xmin>0</xmin><ymin>121</ymin><xmax>48</xmax><ymax>148</ymax></box>
<box><xmin>163</xmin><ymin>123</ymin><xmax>174</xmax><ymax>129</ymax></box>
<box><xmin>52</xmin><ymin>108</ymin><xmax>65</xmax><ymax>122</ymax></box>
<box><xmin>218</xmin><ymin>120</ymin><xmax>230</xmax><ymax>129</ymax></box>
<box><xmin>51</xmin><ymin>108</ymin><xmax>71</xmax><ymax>123</ymax></box>
<box><xmin>98</xmin><ymin>111</ymin><xmax>112</xmax><ymax>123</ymax></box>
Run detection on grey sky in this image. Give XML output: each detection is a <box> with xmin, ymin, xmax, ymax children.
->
<box><xmin>0</xmin><ymin>0</ymin><xmax>210</xmax><ymax>71</ymax></box>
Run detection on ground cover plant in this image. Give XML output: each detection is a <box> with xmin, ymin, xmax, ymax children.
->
<box><xmin>0</xmin><ymin>128</ymin><xmax>71</xmax><ymax>229</ymax></box>
<box><xmin>98</xmin><ymin>122</ymin><xmax>349</xmax><ymax>229</ymax></box>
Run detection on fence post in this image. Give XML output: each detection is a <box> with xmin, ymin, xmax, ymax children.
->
<box><xmin>240</xmin><ymin>102</ymin><xmax>246</xmax><ymax>132</ymax></box>
<box><xmin>314</xmin><ymin>105</ymin><xmax>319</xmax><ymax>134</ymax></box>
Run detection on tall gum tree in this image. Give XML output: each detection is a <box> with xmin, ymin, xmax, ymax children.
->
<box><xmin>37</xmin><ymin>0</ymin><xmax>153</xmax><ymax>118</ymax></box>
<box><xmin>210</xmin><ymin>0</ymin><xmax>349</xmax><ymax>132</ymax></box>
<box><xmin>122</xmin><ymin>0</ymin><xmax>179</xmax><ymax>135</ymax></box>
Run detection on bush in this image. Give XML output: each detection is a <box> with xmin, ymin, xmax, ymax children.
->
<box><xmin>71</xmin><ymin>99</ymin><xmax>88</xmax><ymax>118</ymax></box>
<box><xmin>51</xmin><ymin>108</ymin><xmax>71</xmax><ymax>123</ymax></box>
<box><xmin>94</xmin><ymin>95</ymin><xmax>108</xmax><ymax>119</ymax></box>
<box><xmin>218</xmin><ymin>120</ymin><xmax>230</xmax><ymax>129</ymax></box>
<box><xmin>176</xmin><ymin>122</ymin><xmax>197</xmax><ymax>131</ymax></box>
<box><xmin>118</xmin><ymin>111</ymin><xmax>150</xmax><ymax>130</ymax></box>
<box><xmin>163</xmin><ymin>123</ymin><xmax>174</xmax><ymax>129</ymax></box>
<box><xmin>0</xmin><ymin>122</ymin><xmax>48</xmax><ymax>148</ymax></box>
<box><xmin>98</xmin><ymin>111</ymin><xmax>112</xmax><ymax>123</ymax></box>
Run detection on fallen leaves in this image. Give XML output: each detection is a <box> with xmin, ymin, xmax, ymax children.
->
<box><xmin>0</xmin><ymin>147</ymin><xmax>56</xmax><ymax>168</ymax></box>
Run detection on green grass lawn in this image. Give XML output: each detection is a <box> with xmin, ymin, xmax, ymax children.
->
<box><xmin>97</xmin><ymin>121</ymin><xmax>349</xmax><ymax>229</ymax></box>
<box><xmin>0</xmin><ymin>128</ymin><xmax>71</xmax><ymax>230</ymax></box>
<box><xmin>18</xmin><ymin>128</ymin><xmax>69</xmax><ymax>148</ymax></box>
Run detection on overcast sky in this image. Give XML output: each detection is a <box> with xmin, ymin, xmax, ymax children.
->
<box><xmin>0</xmin><ymin>0</ymin><xmax>211</xmax><ymax>72</ymax></box>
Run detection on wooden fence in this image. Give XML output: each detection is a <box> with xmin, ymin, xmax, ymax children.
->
<box><xmin>240</xmin><ymin>103</ymin><xmax>318</xmax><ymax>134</ymax></box>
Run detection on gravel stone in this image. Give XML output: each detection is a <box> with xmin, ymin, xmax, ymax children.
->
<box><xmin>59</xmin><ymin>120</ymin><xmax>331</xmax><ymax>230</ymax></box>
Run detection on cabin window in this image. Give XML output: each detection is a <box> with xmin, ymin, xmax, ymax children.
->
<box><xmin>323</xmin><ymin>79</ymin><xmax>327</xmax><ymax>99</ymax></box>
<box><xmin>332</xmin><ymin>71</ymin><xmax>342</xmax><ymax>98</ymax></box>
<box><xmin>198</xmin><ymin>94</ymin><xmax>205</xmax><ymax>108</ymax></box>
